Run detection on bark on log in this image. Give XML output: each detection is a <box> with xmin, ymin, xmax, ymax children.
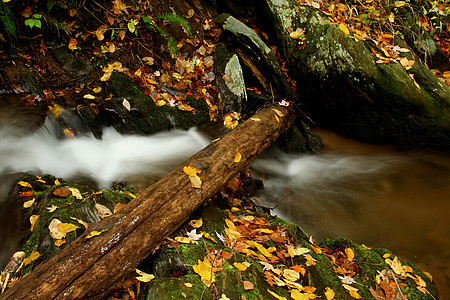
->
<box><xmin>1</xmin><ymin>104</ymin><xmax>295</xmax><ymax>299</ymax></box>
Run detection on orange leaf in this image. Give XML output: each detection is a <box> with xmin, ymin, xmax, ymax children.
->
<box><xmin>242</xmin><ymin>280</ymin><xmax>254</xmax><ymax>290</ymax></box>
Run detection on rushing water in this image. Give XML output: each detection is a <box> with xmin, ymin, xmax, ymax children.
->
<box><xmin>0</xmin><ymin>107</ymin><xmax>449</xmax><ymax>296</ymax></box>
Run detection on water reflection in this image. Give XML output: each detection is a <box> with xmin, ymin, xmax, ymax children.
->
<box><xmin>252</xmin><ymin>130</ymin><xmax>450</xmax><ymax>296</ymax></box>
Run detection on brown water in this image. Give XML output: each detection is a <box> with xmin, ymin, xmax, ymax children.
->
<box><xmin>252</xmin><ymin>129</ymin><xmax>450</xmax><ymax>297</ymax></box>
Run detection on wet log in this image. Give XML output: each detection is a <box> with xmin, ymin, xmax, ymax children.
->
<box><xmin>1</xmin><ymin>104</ymin><xmax>295</xmax><ymax>299</ymax></box>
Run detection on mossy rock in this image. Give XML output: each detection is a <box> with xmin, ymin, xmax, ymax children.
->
<box><xmin>139</xmin><ymin>206</ymin><xmax>438</xmax><ymax>299</ymax></box>
<box><xmin>10</xmin><ymin>174</ymin><xmax>135</xmax><ymax>275</ymax></box>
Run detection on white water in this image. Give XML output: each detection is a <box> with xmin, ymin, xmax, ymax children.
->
<box><xmin>0</xmin><ymin>118</ymin><xmax>210</xmax><ymax>189</ymax></box>
<box><xmin>0</xmin><ymin>113</ymin><xmax>449</xmax><ymax>295</ymax></box>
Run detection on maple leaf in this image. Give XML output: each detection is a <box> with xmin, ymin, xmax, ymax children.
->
<box><xmin>193</xmin><ymin>256</ymin><xmax>221</xmax><ymax>287</ymax></box>
<box><xmin>186</xmin><ymin>229</ymin><xmax>203</xmax><ymax>240</ymax></box>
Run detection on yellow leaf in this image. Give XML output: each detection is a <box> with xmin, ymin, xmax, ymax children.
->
<box><xmin>183</xmin><ymin>165</ymin><xmax>201</xmax><ymax>177</ymax></box>
<box><xmin>290</xmin><ymin>289</ymin><xmax>309</xmax><ymax>300</ymax></box>
<box><xmin>254</xmin><ymin>228</ymin><xmax>274</xmax><ymax>233</ymax></box>
<box><xmin>267</xmin><ymin>289</ymin><xmax>287</xmax><ymax>300</ymax></box>
<box><xmin>47</xmin><ymin>204</ymin><xmax>58</xmax><ymax>212</ymax></box>
<box><xmin>422</xmin><ymin>271</ymin><xmax>433</xmax><ymax>281</ymax></box>
<box><xmin>271</xmin><ymin>108</ymin><xmax>284</xmax><ymax>117</ymax></box>
<box><xmin>348</xmin><ymin>290</ymin><xmax>361</xmax><ymax>299</ymax></box>
<box><xmin>189</xmin><ymin>218</ymin><xmax>203</xmax><ymax>228</ymax></box>
<box><xmin>389</xmin><ymin>12</ymin><xmax>395</xmax><ymax>23</ymax></box>
<box><xmin>325</xmin><ymin>287</ymin><xmax>335</xmax><ymax>300</ymax></box>
<box><xmin>225</xmin><ymin>219</ymin><xmax>237</xmax><ymax>231</ymax></box>
<box><xmin>122</xmin><ymin>99</ymin><xmax>131</xmax><ymax>111</ymax></box>
<box><xmin>201</xmin><ymin>231</ymin><xmax>217</xmax><ymax>243</ymax></box>
<box><xmin>293</xmin><ymin>246</ymin><xmax>310</xmax><ymax>256</ymax></box>
<box><xmin>156</xmin><ymin>100</ymin><xmax>166</xmax><ymax>106</ymax></box>
<box><xmin>30</xmin><ymin>215</ymin><xmax>39</xmax><ymax>232</ymax></box>
<box><xmin>274</xmin><ymin>115</ymin><xmax>280</xmax><ymax>123</ymax></box>
<box><xmin>338</xmin><ymin>3</ymin><xmax>348</xmax><ymax>11</ymax></box>
<box><xmin>234</xmin><ymin>152</ymin><xmax>242</xmax><ymax>163</ymax></box>
<box><xmin>362</xmin><ymin>244</ymin><xmax>371</xmax><ymax>250</ymax></box>
<box><xmin>339</xmin><ymin>23</ymin><xmax>350</xmax><ymax>35</ymax></box>
<box><xmin>305</xmin><ymin>254</ymin><xmax>316</xmax><ymax>266</ymax></box>
<box><xmin>250</xmin><ymin>117</ymin><xmax>260</xmax><ymax>121</ymax></box>
<box><xmin>283</xmin><ymin>268</ymin><xmax>300</xmax><ymax>281</ymax></box>
<box><xmin>23</xmin><ymin>250</ymin><xmax>41</xmax><ymax>266</ymax></box>
<box><xmin>86</xmin><ymin>229</ymin><xmax>108</xmax><ymax>239</ymax></box>
<box><xmin>311</xmin><ymin>244</ymin><xmax>322</xmax><ymax>254</ymax></box>
<box><xmin>246</xmin><ymin>241</ymin><xmax>273</xmax><ymax>259</ymax></box>
<box><xmin>383</xmin><ymin>253</ymin><xmax>391</xmax><ymax>258</ymax></box>
<box><xmin>54</xmin><ymin>179</ymin><xmax>60</xmax><ymax>185</ymax></box>
<box><xmin>35</xmin><ymin>176</ymin><xmax>46</xmax><ymax>183</ymax></box>
<box><xmin>175</xmin><ymin>236</ymin><xmax>195</xmax><ymax>244</ymax></box>
<box><xmin>83</xmin><ymin>94</ymin><xmax>96</xmax><ymax>99</ymax></box>
<box><xmin>184</xmin><ymin>282</ymin><xmax>193</xmax><ymax>288</ymax></box>
<box><xmin>387</xmin><ymin>256</ymin><xmax>404</xmax><ymax>275</ymax></box>
<box><xmin>193</xmin><ymin>257</ymin><xmax>219</xmax><ymax>287</ymax></box>
<box><xmin>403</xmin><ymin>265</ymin><xmax>414</xmax><ymax>273</ymax></box>
<box><xmin>345</xmin><ymin>248</ymin><xmax>354</xmax><ymax>262</ymax></box>
<box><xmin>23</xmin><ymin>199</ymin><xmax>35</xmax><ymax>208</ymax></box>
<box><xmin>18</xmin><ymin>181</ymin><xmax>32</xmax><ymax>188</ymax></box>
<box><xmin>49</xmin><ymin>218</ymin><xmax>65</xmax><ymax>239</ymax></box>
<box><xmin>343</xmin><ymin>284</ymin><xmax>361</xmax><ymax>298</ymax></box>
<box><xmin>219</xmin><ymin>294</ymin><xmax>230</xmax><ymax>300</ymax></box>
<box><xmin>290</xmin><ymin>31</ymin><xmax>304</xmax><ymax>39</ymax></box>
<box><xmin>68</xmin><ymin>187</ymin><xmax>82</xmax><ymax>199</ymax></box>
<box><xmin>394</xmin><ymin>0</ymin><xmax>407</xmax><ymax>7</ymax></box>
<box><xmin>57</xmin><ymin>223</ymin><xmax>79</xmax><ymax>234</ymax></box>
<box><xmin>135</xmin><ymin>269</ymin><xmax>155</xmax><ymax>282</ymax></box>
<box><xmin>93</xmin><ymin>87</ymin><xmax>102</xmax><ymax>93</ymax></box>
<box><xmin>236</xmin><ymin>261</ymin><xmax>252</xmax><ymax>271</ymax></box>
<box><xmin>189</xmin><ymin>175</ymin><xmax>202</xmax><ymax>189</ymax></box>
<box><xmin>55</xmin><ymin>239</ymin><xmax>66</xmax><ymax>247</ymax></box>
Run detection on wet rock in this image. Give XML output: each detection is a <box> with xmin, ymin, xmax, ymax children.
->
<box><xmin>77</xmin><ymin>106</ymin><xmax>103</xmax><ymax>139</ymax></box>
<box><xmin>262</xmin><ymin>0</ymin><xmax>450</xmax><ymax>147</ymax></box>
<box><xmin>214</xmin><ymin>44</ymin><xmax>247</xmax><ymax>115</ymax></box>
<box><xmin>51</xmin><ymin>47</ymin><xmax>93</xmax><ymax>79</ymax></box>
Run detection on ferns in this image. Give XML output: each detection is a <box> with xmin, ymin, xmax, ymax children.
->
<box><xmin>157</xmin><ymin>13</ymin><xmax>192</xmax><ymax>36</ymax></box>
<box><xmin>0</xmin><ymin>2</ymin><xmax>16</xmax><ymax>37</ymax></box>
<box><xmin>142</xmin><ymin>13</ymin><xmax>192</xmax><ymax>58</ymax></box>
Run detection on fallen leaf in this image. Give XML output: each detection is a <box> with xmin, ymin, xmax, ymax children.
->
<box><xmin>23</xmin><ymin>250</ymin><xmax>41</xmax><ymax>266</ymax></box>
<box><xmin>55</xmin><ymin>239</ymin><xmax>66</xmax><ymax>247</ymax></box>
<box><xmin>95</xmin><ymin>203</ymin><xmax>113</xmax><ymax>218</ymax></box>
<box><xmin>135</xmin><ymin>269</ymin><xmax>155</xmax><ymax>282</ymax></box>
<box><xmin>267</xmin><ymin>289</ymin><xmax>287</xmax><ymax>300</ymax></box>
<box><xmin>175</xmin><ymin>236</ymin><xmax>195</xmax><ymax>244</ymax></box>
<box><xmin>339</xmin><ymin>23</ymin><xmax>350</xmax><ymax>35</ymax></box>
<box><xmin>242</xmin><ymin>280</ymin><xmax>254</xmax><ymax>290</ymax></box>
<box><xmin>83</xmin><ymin>94</ymin><xmax>96</xmax><ymax>99</ymax></box>
<box><xmin>283</xmin><ymin>268</ymin><xmax>300</xmax><ymax>281</ymax></box>
<box><xmin>53</xmin><ymin>187</ymin><xmax>71</xmax><ymax>197</ymax></box>
<box><xmin>234</xmin><ymin>152</ymin><xmax>242</xmax><ymax>163</ymax></box>
<box><xmin>219</xmin><ymin>294</ymin><xmax>230</xmax><ymax>300</ymax></box>
<box><xmin>30</xmin><ymin>215</ymin><xmax>39</xmax><ymax>232</ymax></box>
<box><xmin>23</xmin><ymin>199</ymin><xmax>35</xmax><ymax>208</ymax></box>
<box><xmin>46</xmin><ymin>204</ymin><xmax>59</xmax><ymax>212</ymax></box>
<box><xmin>189</xmin><ymin>175</ymin><xmax>202</xmax><ymax>188</ymax></box>
<box><xmin>387</xmin><ymin>256</ymin><xmax>404</xmax><ymax>276</ymax></box>
<box><xmin>189</xmin><ymin>218</ymin><xmax>203</xmax><ymax>228</ymax></box>
<box><xmin>85</xmin><ymin>229</ymin><xmax>108</xmax><ymax>239</ymax></box>
<box><xmin>345</xmin><ymin>248</ymin><xmax>355</xmax><ymax>262</ymax></box>
<box><xmin>422</xmin><ymin>271</ymin><xmax>433</xmax><ymax>281</ymax></box>
<box><xmin>325</xmin><ymin>287</ymin><xmax>335</xmax><ymax>300</ymax></box>
<box><xmin>183</xmin><ymin>166</ymin><xmax>201</xmax><ymax>177</ymax></box>
<box><xmin>57</xmin><ymin>223</ymin><xmax>79</xmax><ymax>234</ymax></box>
<box><xmin>250</xmin><ymin>117</ymin><xmax>260</xmax><ymax>121</ymax></box>
<box><xmin>18</xmin><ymin>181</ymin><xmax>32</xmax><ymax>188</ymax></box>
<box><xmin>122</xmin><ymin>99</ymin><xmax>131</xmax><ymax>111</ymax></box>
<box><xmin>184</xmin><ymin>282</ymin><xmax>193</xmax><ymax>287</ymax></box>
<box><xmin>186</xmin><ymin>229</ymin><xmax>203</xmax><ymax>240</ymax></box>
<box><xmin>70</xmin><ymin>217</ymin><xmax>89</xmax><ymax>229</ymax></box>
<box><xmin>68</xmin><ymin>187</ymin><xmax>82</xmax><ymax>199</ymax></box>
<box><xmin>19</xmin><ymin>191</ymin><xmax>35</xmax><ymax>198</ymax></box>
<box><xmin>93</xmin><ymin>87</ymin><xmax>102</xmax><ymax>93</ymax></box>
<box><xmin>49</xmin><ymin>219</ymin><xmax>65</xmax><ymax>239</ymax></box>
<box><xmin>201</xmin><ymin>231</ymin><xmax>217</xmax><ymax>243</ymax></box>
<box><xmin>68</xmin><ymin>38</ymin><xmax>78</xmax><ymax>50</ymax></box>
<box><xmin>193</xmin><ymin>256</ymin><xmax>220</xmax><ymax>287</ymax></box>
<box><xmin>233</xmin><ymin>262</ymin><xmax>251</xmax><ymax>271</ymax></box>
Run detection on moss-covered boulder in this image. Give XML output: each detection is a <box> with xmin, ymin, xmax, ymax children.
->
<box><xmin>6</xmin><ymin>174</ymin><xmax>135</xmax><ymax>274</ymax></box>
<box><xmin>138</xmin><ymin>205</ymin><xmax>437</xmax><ymax>300</ymax></box>
<box><xmin>262</xmin><ymin>0</ymin><xmax>450</xmax><ymax>148</ymax></box>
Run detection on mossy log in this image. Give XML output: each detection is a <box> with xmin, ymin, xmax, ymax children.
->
<box><xmin>0</xmin><ymin>105</ymin><xmax>295</xmax><ymax>299</ymax></box>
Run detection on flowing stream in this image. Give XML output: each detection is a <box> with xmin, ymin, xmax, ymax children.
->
<box><xmin>0</xmin><ymin>106</ymin><xmax>449</xmax><ymax>296</ymax></box>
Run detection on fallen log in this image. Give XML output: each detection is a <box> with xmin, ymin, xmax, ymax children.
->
<box><xmin>1</xmin><ymin>104</ymin><xmax>295</xmax><ymax>299</ymax></box>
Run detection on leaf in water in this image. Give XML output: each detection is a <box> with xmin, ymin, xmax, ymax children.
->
<box><xmin>23</xmin><ymin>250</ymin><xmax>41</xmax><ymax>266</ymax></box>
<box><xmin>95</xmin><ymin>203</ymin><xmax>113</xmax><ymax>219</ymax></box>
<box><xmin>325</xmin><ymin>287</ymin><xmax>335</xmax><ymax>300</ymax></box>
<box><xmin>18</xmin><ymin>181</ymin><xmax>32</xmax><ymax>188</ymax></box>
<box><xmin>23</xmin><ymin>199</ymin><xmax>35</xmax><ymax>208</ymax></box>
<box><xmin>30</xmin><ymin>215</ymin><xmax>39</xmax><ymax>232</ymax></box>
<box><xmin>234</xmin><ymin>152</ymin><xmax>241</xmax><ymax>163</ymax></box>
<box><xmin>57</xmin><ymin>223</ymin><xmax>79</xmax><ymax>234</ymax></box>
<box><xmin>135</xmin><ymin>269</ymin><xmax>155</xmax><ymax>282</ymax></box>
<box><xmin>54</xmin><ymin>239</ymin><xmax>66</xmax><ymax>247</ymax></box>
<box><xmin>85</xmin><ymin>229</ymin><xmax>108</xmax><ymax>239</ymax></box>
<box><xmin>68</xmin><ymin>187</ymin><xmax>82</xmax><ymax>199</ymax></box>
<box><xmin>242</xmin><ymin>280</ymin><xmax>254</xmax><ymax>290</ymax></box>
<box><xmin>189</xmin><ymin>218</ymin><xmax>203</xmax><ymax>228</ymax></box>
